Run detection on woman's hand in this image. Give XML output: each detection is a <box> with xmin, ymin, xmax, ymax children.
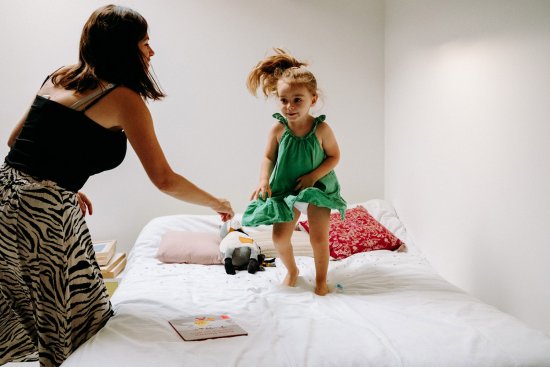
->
<box><xmin>76</xmin><ymin>191</ymin><xmax>93</xmax><ymax>216</ymax></box>
<box><xmin>213</xmin><ymin>198</ymin><xmax>234</xmax><ymax>222</ymax></box>
<box><xmin>250</xmin><ymin>181</ymin><xmax>272</xmax><ymax>201</ymax></box>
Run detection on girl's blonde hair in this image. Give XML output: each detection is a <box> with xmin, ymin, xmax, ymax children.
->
<box><xmin>247</xmin><ymin>48</ymin><xmax>317</xmax><ymax>97</ymax></box>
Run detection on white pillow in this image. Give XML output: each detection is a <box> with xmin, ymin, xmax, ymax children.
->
<box><xmin>247</xmin><ymin>230</ymin><xmax>312</xmax><ymax>258</ymax></box>
<box><xmin>353</xmin><ymin>199</ymin><xmax>417</xmax><ymax>253</ymax></box>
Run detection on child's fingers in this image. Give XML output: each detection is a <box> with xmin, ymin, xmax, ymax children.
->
<box><xmin>294</xmin><ymin>177</ymin><xmax>303</xmax><ymax>191</ymax></box>
<box><xmin>251</xmin><ymin>186</ymin><xmax>271</xmax><ymax>201</ymax></box>
<box><xmin>259</xmin><ymin>187</ymin><xmax>272</xmax><ymax>200</ymax></box>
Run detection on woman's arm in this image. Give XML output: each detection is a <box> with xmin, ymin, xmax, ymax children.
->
<box><xmin>113</xmin><ymin>87</ymin><xmax>233</xmax><ymax>220</ymax></box>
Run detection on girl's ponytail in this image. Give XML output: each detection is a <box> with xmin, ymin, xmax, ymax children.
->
<box><xmin>247</xmin><ymin>48</ymin><xmax>308</xmax><ymax>97</ymax></box>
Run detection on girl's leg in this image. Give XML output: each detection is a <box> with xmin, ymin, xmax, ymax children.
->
<box><xmin>272</xmin><ymin>208</ymin><xmax>301</xmax><ymax>287</ymax></box>
<box><xmin>307</xmin><ymin>205</ymin><xmax>331</xmax><ymax>296</ymax></box>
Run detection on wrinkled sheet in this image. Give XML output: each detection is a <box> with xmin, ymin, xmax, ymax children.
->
<box><xmin>61</xmin><ymin>201</ymin><xmax>550</xmax><ymax>367</ymax></box>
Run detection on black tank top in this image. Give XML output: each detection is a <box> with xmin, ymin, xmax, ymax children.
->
<box><xmin>5</xmin><ymin>84</ymin><xmax>127</xmax><ymax>192</ymax></box>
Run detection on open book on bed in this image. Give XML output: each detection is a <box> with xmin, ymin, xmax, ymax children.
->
<box><xmin>169</xmin><ymin>315</ymin><xmax>248</xmax><ymax>341</ymax></box>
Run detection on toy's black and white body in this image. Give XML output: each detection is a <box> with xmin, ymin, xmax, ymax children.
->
<box><xmin>219</xmin><ymin>219</ymin><xmax>261</xmax><ymax>275</ymax></box>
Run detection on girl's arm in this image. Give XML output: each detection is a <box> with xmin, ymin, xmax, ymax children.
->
<box><xmin>251</xmin><ymin>123</ymin><xmax>281</xmax><ymax>200</ymax></box>
<box><xmin>295</xmin><ymin>122</ymin><xmax>340</xmax><ymax>190</ymax></box>
<box><xmin>114</xmin><ymin>87</ymin><xmax>234</xmax><ymax>220</ymax></box>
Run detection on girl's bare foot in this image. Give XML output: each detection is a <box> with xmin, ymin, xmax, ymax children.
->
<box><xmin>283</xmin><ymin>270</ymin><xmax>299</xmax><ymax>287</ymax></box>
<box><xmin>315</xmin><ymin>283</ymin><xmax>329</xmax><ymax>296</ymax></box>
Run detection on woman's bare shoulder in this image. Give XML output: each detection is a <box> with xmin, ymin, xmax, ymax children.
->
<box><xmin>108</xmin><ymin>86</ymin><xmax>150</xmax><ymax>120</ymax></box>
<box><xmin>107</xmin><ymin>86</ymin><xmax>147</xmax><ymax>109</ymax></box>
<box><xmin>110</xmin><ymin>85</ymin><xmax>142</xmax><ymax>100</ymax></box>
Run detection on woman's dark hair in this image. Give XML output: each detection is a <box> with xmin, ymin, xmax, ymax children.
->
<box><xmin>52</xmin><ymin>4</ymin><xmax>165</xmax><ymax>100</ymax></box>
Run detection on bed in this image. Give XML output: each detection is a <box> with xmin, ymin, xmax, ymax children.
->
<box><xmin>61</xmin><ymin>199</ymin><xmax>550</xmax><ymax>367</ymax></box>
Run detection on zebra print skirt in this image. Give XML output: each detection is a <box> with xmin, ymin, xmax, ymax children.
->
<box><xmin>0</xmin><ymin>163</ymin><xmax>113</xmax><ymax>367</ymax></box>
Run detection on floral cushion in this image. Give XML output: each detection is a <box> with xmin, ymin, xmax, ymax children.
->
<box><xmin>299</xmin><ymin>205</ymin><xmax>404</xmax><ymax>259</ymax></box>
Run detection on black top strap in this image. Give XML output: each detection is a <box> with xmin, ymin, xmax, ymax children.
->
<box><xmin>40</xmin><ymin>75</ymin><xmax>50</xmax><ymax>88</ymax></box>
<box><xmin>40</xmin><ymin>66</ymin><xmax>65</xmax><ymax>88</ymax></box>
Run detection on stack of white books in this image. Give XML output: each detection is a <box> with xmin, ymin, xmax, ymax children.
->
<box><xmin>93</xmin><ymin>240</ymin><xmax>127</xmax><ymax>278</ymax></box>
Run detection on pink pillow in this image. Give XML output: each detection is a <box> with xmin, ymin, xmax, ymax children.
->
<box><xmin>299</xmin><ymin>206</ymin><xmax>404</xmax><ymax>259</ymax></box>
<box><xmin>157</xmin><ymin>231</ymin><xmax>222</xmax><ymax>265</ymax></box>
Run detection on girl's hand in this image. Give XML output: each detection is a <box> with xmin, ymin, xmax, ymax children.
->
<box><xmin>294</xmin><ymin>174</ymin><xmax>316</xmax><ymax>191</ymax></box>
<box><xmin>212</xmin><ymin>198</ymin><xmax>234</xmax><ymax>222</ymax></box>
<box><xmin>76</xmin><ymin>191</ymin><xmax>93</xmax><ymax>216</ymax></box>
<box><xmin>251</xmin><ymin>182</ymin><xmax>272</xmax><ymax>201</ymax></box>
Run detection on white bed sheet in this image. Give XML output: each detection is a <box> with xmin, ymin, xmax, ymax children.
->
<box><xmin>61</xmin><ymin>200</ymin><xmax>550</xmax><ymax>367</ymax></box>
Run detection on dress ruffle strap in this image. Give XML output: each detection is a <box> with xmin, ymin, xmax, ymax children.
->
<box><xmin>272</xmin><ymin>113</ymin><xmax>326</xmax><ymax>125</ymax></box>
<box><xmin>272</xmin><ymin>112</ymin><xmax>286</xmax><ymax>123</ymax></box>
<box><xmin>272</xmin><ymin>113</ymin><xmax>326</xmax><ymax>137</ymax></box>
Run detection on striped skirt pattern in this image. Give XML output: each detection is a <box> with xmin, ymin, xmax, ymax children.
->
<box><xmin>0</xmin><ymin>164</ymin><xmax>113</xmax><ymax>367</ymax></box>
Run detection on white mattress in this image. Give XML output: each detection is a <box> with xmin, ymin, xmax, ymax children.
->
<box><xmin>61</xmin><ymin>200</ymin><xmax>550</xmax><ymax>367</ymax></box>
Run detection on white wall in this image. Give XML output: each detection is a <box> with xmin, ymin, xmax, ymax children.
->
<box><xmin>385</xmin><ymin>0</ymin><xmax>550</xmax><ymax>335</ymax></box>
<box><xmin>0</xmin><ymin>0</ymin><xmax>385</xmax><ymax>250</ymax></box>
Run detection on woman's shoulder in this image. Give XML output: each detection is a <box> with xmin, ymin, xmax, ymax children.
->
<box><xmin>110</xmin><ymin>85</ymin><xmax>141</xmax><ymax>98</ymax></box>
<box><xmin>108</xmin><ymin>86</ymin><xmax>149</xmax><ymax>115</ymax></box>
<box><xmin>108</xmin><ymin>85</ymin><xmax>144</xmax><ymax>104</ymax></box>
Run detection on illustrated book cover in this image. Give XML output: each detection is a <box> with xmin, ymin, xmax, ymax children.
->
<box><xmin>169</xmin><ymin>315</ymin><xmax>248</xmax><ymax>341</ymax></box>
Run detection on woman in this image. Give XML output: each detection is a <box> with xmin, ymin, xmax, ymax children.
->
<box><xmin>0</xmin><ymin>5</ymin><xmax>233</xmax><ymax>367</ymax></box>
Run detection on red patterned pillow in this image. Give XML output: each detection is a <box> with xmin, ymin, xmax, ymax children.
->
<box><xmin>299</xmin><ymin>206</ymin><xmax>403</xmax><ymax>259</ymax></box>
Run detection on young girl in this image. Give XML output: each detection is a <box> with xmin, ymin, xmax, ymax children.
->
<box><xmin>242</xmin><ymin>48</ymin><xmax>346</xmax><ymax>296</ymax></box>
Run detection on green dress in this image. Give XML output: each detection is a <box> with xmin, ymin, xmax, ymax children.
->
<box><xmin>242</xmin><ymin>113</ymin><xmax>347</xmax><ymax>226</ymax></box>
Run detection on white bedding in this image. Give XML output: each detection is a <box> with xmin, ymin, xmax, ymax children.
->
<box><xmin>61</xmin><ymin>200</ymin><xmax>550</xmax><ymax>367</ymax></box>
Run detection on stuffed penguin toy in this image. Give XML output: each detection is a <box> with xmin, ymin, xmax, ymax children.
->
<box><xmin>219</xmin><ymin>219</ymin><xmax>262</xmax><ymax>275</ymax></box>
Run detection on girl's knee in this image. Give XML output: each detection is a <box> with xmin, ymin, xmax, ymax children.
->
<box><xmin>272</xmin><ymin>221</ymin><xmax>297</xmax><ymax>243</ymax></box>
<box><xmin>306</xmin><ymin>221</ymin><xmax>329</xmax><ymax>240</ymax></box>
<box><xmin>309</xmin><ymin>236</ymin><xmax>329</xmax><ymax>250</ymax></box>
<box><xmin>272</xmin><ymin>230</ymin><xmax>290</xmax><ymax>245</ymax></box>
<box><xmin>307</xmin><ymin>204</ymin><xmax>330</xmax><ymax>217</ymax></box>
<box><xmin>308</xmin><ymin>225</ymin><xmax>329</xmax><ymax>248</ymax></box>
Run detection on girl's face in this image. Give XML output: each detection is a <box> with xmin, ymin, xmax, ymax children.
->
<box><xmin>138</xmin><ymin>34</ymin><xmax>154</xmax><ymax>68</ymax></box>
<box><xmin>277</xmin><ymin>81</ymin><xmax>317</xmax><ymax>124</ymax></box>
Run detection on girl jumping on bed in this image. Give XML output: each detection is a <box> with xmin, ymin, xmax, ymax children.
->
<box><xmin>242</xmin><ymin>48</ymin><xmax>346</xmax><ymax>296</ymax></box>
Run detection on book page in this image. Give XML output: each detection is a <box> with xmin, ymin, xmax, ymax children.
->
<box><xmin>169</xmin><ymin>315</ymin><xmax>247</xmax><ymax>341</ymax></box>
